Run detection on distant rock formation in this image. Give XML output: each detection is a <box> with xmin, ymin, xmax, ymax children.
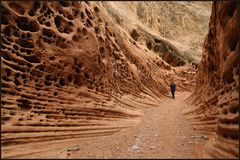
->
<box><xmin>187</xmin><ymin>1</ymin><xmax>239</xmax><ymax>158</ymax></box>
<box><xmin>99</xmin><ymin>1</ymin><xmax>211</xmax><ymax>64</ymax></box>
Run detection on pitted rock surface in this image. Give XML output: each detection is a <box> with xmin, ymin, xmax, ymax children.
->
<box><xmin>1</xmin><ymin>1</ymin><xmax>196</xmax><ymax>158</ymax></box>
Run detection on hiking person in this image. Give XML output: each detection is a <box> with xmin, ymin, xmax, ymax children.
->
<box><xmin>170</xmin><ymin>80</ymin><xmax>176</xmax><ymax>99</ymax></box>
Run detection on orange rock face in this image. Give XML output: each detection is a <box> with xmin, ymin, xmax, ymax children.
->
<box><xmin>188</xmin><ymin>1</ymin><xmax>239</xmax><ymax>158</ymax></box>
<box><xmin>1</xmin><ymin>1</ymin><xmax>196</xmax><ymax>158</ymax></box>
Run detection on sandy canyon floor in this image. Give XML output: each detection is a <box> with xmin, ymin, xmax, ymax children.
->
<box><xmin>59</xmin><ymin>92</ymin><xmax>211</xmax><ymax>159</ymax></box>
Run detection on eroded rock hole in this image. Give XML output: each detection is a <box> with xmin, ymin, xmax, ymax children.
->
<box><xmin>54</xmin><ymin>15</ymin><xmax>61</xmax><ymax>28</ymax></box>
<box><xmin>98</xmin><ymin>36</ymin><xmax>104</xmax><ymax>42</ymax></box>
<box><xmin>228</xmin><ymin>105</ymin><xmax>238</xmax><ymax>114</ymax></box>
<box><xmin>73</xmin><ymin>34</ymin><xmax>81</xmax><ymax>42</ymax></box>
<box><xmin>131</xmin><ymin>29</ymin><xmax>140</xmax><ymax>41</ymax></box>
<box><xmin>49</xmin><ymin>56</ymin><xmax>55</xmax><ymax>60</ymax></box>
<box><xmin>44</xmin><ymin>80</ymin><xmax>52</xmax><ymax>86</ymax></box>
<box><xmin>59</xmin><ymin>78</ymin><xmax>65</xmax><ymax>86</ymax></box>
<box><xmin>80</xmin><ymin>12</ymin><xmax>85</xmax><ymax>19</ymax></box>
<box><xmin>147</xmin><ymin>42</ymin><xmax>152</xmax><ymax>50</ymax></box>
<box><xmin>45</xmin><ymin>74</ymin><xmax>54</xmax><ymax>81</ymax></box>
<box><xmin>17</xmin><ymin>98</ymin><xmax>32</xmax><ymax>110</ymax></box>
<box><xmin>46</xmin><ymin>8</ymin><xmax>54</xmax><ymax>15</ymax></box>
<box><xmin>17</xmin><ymin>39</ymin><xmax>34</xmax><ymax>48</ymax></box>
<box><xmin>36</xmin><ymin>64</ymin><xmax>45</xmax><ymax>72</ymax></box>
<box><xmin>2</xmin><ymin>39</ymin><xmax>11</xmax><ymax>46</ymax></box>
<box><xmin>86</xmin><ymin>19</ymin><xmax>93</xmax><ymax>27</ymax></box>
<box><xmin>2</xmin><ymin>76</ymin><xmax>11</xmax><ymax>82</ymax></box>
<box><xmin>53</xmin><ymin>92</ymin><xmax>58</xmax><ymax>96</ymax></box>
<box><xmin>43</xmin><ymin>28</ymin><xmax>54</xmax><ymax>38</ymax></box>
<box><xmin>23</xmin><ymin>55</ymin><xmax>41</xmax><ymax>63</ymax></box>
<box><xmin>45</xmin><ymin>22</ymin><xmax>51</xmax><ymax>27</ymax></box>
<box><xmin>98</xmin><ymin>17</ymin><xmax>103</xmax><ymax>23</ymax></box>
<box><xmin>154</xmin><ymin>38</ymin><xmax>161</xmax><ymax>43</ymax></box>
<box><xmin>69</xmin><ymin>13</ymin><xmax>75</xmax><ymax>20</ymax></box>
<box><xmin>94</xmin><ymin>7</ymin><xmax>99</xmax><ymax>13</ymax></box>
<box><xmin>17</xmin><ymin>17</ymin><xmax>39</xmax><ymax>32</ymax></box>
<box><xmin>28</xmin><ymin>10</ymin><xmax>35</xmax><ymax>16</ymax></box>
<box><xmin>21</xmin><ymin>74</ymin><xmax>27</xmax><ymax>79</ymax></box>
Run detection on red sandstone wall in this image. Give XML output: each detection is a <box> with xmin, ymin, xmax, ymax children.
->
<box><xmin>188</xmin><ymin>1</ymin><xmax>239</xmax><ymax>158</ymax></box>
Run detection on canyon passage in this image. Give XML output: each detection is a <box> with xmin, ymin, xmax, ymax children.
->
<box><xmin>1</xmin><ymin>1</ymin><xmax>239</xmax><ymax>159</ymax></box>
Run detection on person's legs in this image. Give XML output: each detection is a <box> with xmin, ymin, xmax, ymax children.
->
<box><xmin>171</xmin><ymin>90</ymin><xmax>174</xmax><ymax>99</ymax></box>
<box><xmin>173</xmin><ymin>91</ymin><xmax>175</xmax><ymax>99</ymax></box>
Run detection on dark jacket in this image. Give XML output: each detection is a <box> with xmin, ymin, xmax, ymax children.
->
<box><xmin>170</xmin><ymin>82</ymin><xmax>176</xmax><ymax>92</ymax></box>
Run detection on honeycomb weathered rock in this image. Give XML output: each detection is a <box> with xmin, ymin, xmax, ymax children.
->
<box><xmin>1</xmin><ymin>1</ymin><xmax>196</xmax><ymax>158</ymax></box>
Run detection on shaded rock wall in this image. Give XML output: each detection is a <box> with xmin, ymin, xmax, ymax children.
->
<box><xmin>1</xmin><ymin>1</ymin><xmax>195</xmax><ymax>158</ymax></box>
<box><xmin>187</xmin><ymin>1</ymin><xmax>239</xmax><ymax>158</ymax></box>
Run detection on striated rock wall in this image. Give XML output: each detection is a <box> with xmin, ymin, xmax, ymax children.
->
<box><xmin>1</xmin><ymin>1</ymin><xmax>195</xmax><ymax>158</ymax></box>
<box><xmin>187</xmin><ymin>1</ymin><xmax>239</xmax><ymax>158</ymax></box>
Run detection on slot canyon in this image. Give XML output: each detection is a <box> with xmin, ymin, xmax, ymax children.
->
<box><xmin>1</xmin><ymin>1</ymin><xmax>239</xmax><ymax>159</ymax></box>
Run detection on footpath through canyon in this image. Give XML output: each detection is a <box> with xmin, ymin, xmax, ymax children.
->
<box><xmin>60</xmin><ymin>92</ymin><xmax>211</xmax><ymax>159</ymax></box>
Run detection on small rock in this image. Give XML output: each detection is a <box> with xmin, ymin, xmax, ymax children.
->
<box><xmin>202</xmin><ymin>135</ymin><xmax>209</xmax><ymax>140</ymax></box>
<box><xmin>188</xmin><ymin>141</ymin><xmax>193</xmax><ymax>144</ymax></box>
<box><xmin>150</xmin><ymin>146</ymin><xmax>156</xmax><ymax>150</ymax></box>
<box><xmin>191</xmin><ymin>135</ymin><xmax>202</xmax><ymax>139</ymax></box>
<box><xmin>67</xmin><ymin>145</ymin><xmax>80</xmax><ymax>152</ymax></box>
<box><xmin>132</xmin><ymin>145</ymin><xmax>140</xmax><ymax>150</ymax></box>
<box><xmin>72</xmin><ymin>146</ymin><xmax>80</xmax><ymax>151</ymax></box>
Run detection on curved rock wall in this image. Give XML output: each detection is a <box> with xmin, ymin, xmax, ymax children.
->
<box><xmin>187</xmin><ymin>1</ymin><xmax>239</xmax><ymax>158</ymax></box>
<box><xmin>1</xmin><ymin>1</ymin><xmax>195</xmax><ymax>158</ymax></box>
